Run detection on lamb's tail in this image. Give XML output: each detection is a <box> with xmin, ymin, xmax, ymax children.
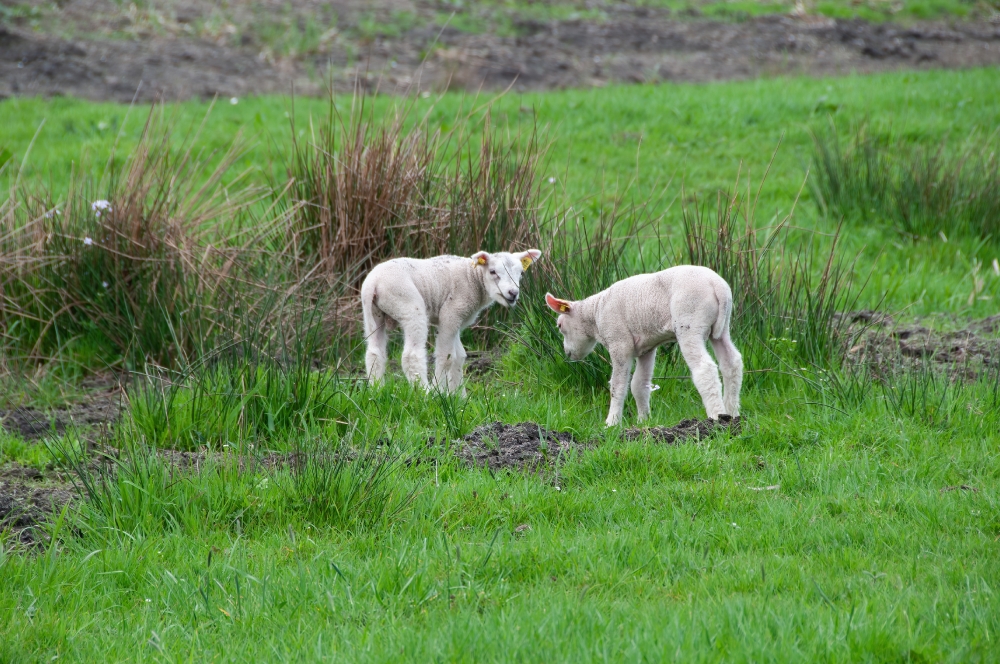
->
<box><xmin>711</xmin><ymin>279</ymin><xmax>733</xmax><ymax>340</ymax></box>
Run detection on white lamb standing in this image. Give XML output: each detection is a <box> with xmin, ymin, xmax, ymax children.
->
<box><xmin>545</xmin><ymin>265</ymin><xmax>743</xmax><ymax>427</ymax></box>
<box><xmin>362</xmin><ymin>249</ymin><xmax>542</xmax><ymax>393</ymax></box>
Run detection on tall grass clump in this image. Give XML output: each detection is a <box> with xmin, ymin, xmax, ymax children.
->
<box><xmin>682</xmin><ymin>182</ymin><xmax>857</xmax><ymax>374</ymax></box>
<box><xmin>515</xmin><ymin>191</ymin><xmax>672</xmax><ymax>388</ymax></box>
<box><xmin>125</xmin><ymin>296</ymin><xmax>355</xmax><ymax>451</ymax></box>
<box><xmin>50</xmin><ymin>432</ymin><xmax>414</xmax><ymax>542</ymax></box>
<box><xmin>0</xmin><ymin>107</ymin><xmax>271</xmax><ymax>368</ymax></box>
<box><xmin>283</xmin><ymin>97</ymin><xmax>544</xmax><ymax>293</ymax></box>
<box><xmin>812</xmin><ymin>122</ymin><xmax>1000</xmax><ymax>239</ymax></box>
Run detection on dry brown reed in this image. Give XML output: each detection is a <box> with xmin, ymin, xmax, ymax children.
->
<box><xmin>0</xmin><ymin>106</ymin><xmax>278</xmax><ymax>368</ymax></box>
<box><xmin>284</xmin><ymin>98</ymin><xmax>545</xmax><ymax>288</ymax></box>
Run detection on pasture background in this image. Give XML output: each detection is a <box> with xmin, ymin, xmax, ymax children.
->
<box><xmin>1</xmin><ymin>67</ymin><xmax>999</xmax><ymax>662</ymax></box>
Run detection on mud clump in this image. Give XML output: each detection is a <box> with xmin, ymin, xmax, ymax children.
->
<box><xmin>0</xmin><ymin>464</ymin><xmax>77</xmax><ymax>546</ymax></box>
<box><xmin>457</xmin><ymin>421</ymin><xmax>577</xmax><ymax>472</ymax></box>
<box><xmin>625</xmin><ymin>415</ymin><xmax>741</xmax><ymax>444</ymax></box>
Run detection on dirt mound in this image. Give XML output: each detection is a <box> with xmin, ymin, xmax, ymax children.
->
<box><xmin>624</xmin><ymin>415</ymin><xmax>740</xmax><ymax>444</ymax></box>
<box><xmin>839</xmin><ymin>311</ymin><xmax>1000</xmax><ymax>377</ymax></box>
<box><xmin>0</xmin><ymin>394</ymin><xmax>120</xmax><ymax>440</ymax></box>
<box><xmin>3</xmin><ymin>1</ymin><xmax>1000</xmax><ymax>102</ymax></box>
<box><xmin>457</xmin><ymin>421</ymin><xmax>577</xmax><ymax>471</ymax></box>
<box><xmin>0</xmin><ymin>464</ymin><xmax>77</xmax><ymax>546</ymax></box>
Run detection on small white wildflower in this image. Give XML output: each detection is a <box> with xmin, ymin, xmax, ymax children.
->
<box><xmin>548</xmin><ymin>177</ymin><xmax>556</xmax><ymax>184</ymax></box>
<box><xmin>102</xmin><ymin>281</ymin><xmax>108</xmax><ymax>288</ymax></box>
<box><xmin>83</xmin><ymin>237</ymin><xmax>94</xmax><ymax>246</ymax></box>
<box><xmin>144</xmin><ymin>598</ymin><xmax>151</xmax><ymax>603</ymax></box>
<box><xmin>230</xmin><ymin>97</ymin><xmax>239</xmax><ymax>105</ymax></box>
<box><xmin>44</xmin><ymin>209</ymin><xmax>61</xmax><ymax>219</ymax></box>
<box><xmin>731</xmin><ymin>523</ymin><xmax>739</xmax><ymax>528</ymax></box>
<box><xmin>555</xmin><ymin>486</ymin><xmax>561</xmax><ymax>491</ymax></box>
<box><xmin>91</xmin><ymin>200</ymin><xmax>111</xmax><ymax>215</ymax></box>
<box><xmin>612</xmin><ymin>489</ymin><xmax>617</xmax><ymax>493</ymax></box>
<box><xmin>97</xmin><ymin>121</ymin><xmax>109</xmax><ymax>131</ymax></box>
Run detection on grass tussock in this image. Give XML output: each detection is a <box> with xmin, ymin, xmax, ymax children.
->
<box><xmin>812</xmin><ymin>121</ymin><xmax>1000</xmax><ymax>240</ymax></box>
<box><xmin>284</xmin><ymin>98</ymin><xmax>544</xmax><ymax>287</ymax></box>
<box><xmin>0</xmin><ymin>107</ymin><xmax>274</xmax><ymax>368</ymax></box>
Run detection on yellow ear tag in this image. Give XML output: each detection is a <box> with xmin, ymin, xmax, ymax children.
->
<box><xmin>521</xmin><ymin>256</ymin><xmax>533</xmax><ymax>270</ymax></box>
<box><xmin>559</xmin><ymin>303</ymin><xmax>569</xmax><ymax>312</ymax></box>
<box><xmin>476</xmin><ymin>255</ymin><xmax>487</xmax><ymax>266</ymax></box>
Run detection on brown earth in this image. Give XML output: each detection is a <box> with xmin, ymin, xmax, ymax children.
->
<box><xmin>0</xmin><ymin>387</ymin><xmax>121</xmax><ymax>440</ymax></box>
<box><xmin>2</xmin><ymin>1</ymin><xmax>1000</xmax><ymax>102</ymax></box>
<box><xmin>457</xmin><ymin>420</ymin><xmax>578</xmax><ymax>471</ymax></box>
<box><xmin>838</xmin><ymin>310</ymin><xmax>1000</xmax><ymax>377</ymax></box>
<box><xmin>624</xmin><ymin>413</ymin><xmax>741</xmax><ymax>443</ymax></box>
<box><xmin>0</xmin><ymin>463</ymin><xmax>76</xmax><ymax>545</ymax></box>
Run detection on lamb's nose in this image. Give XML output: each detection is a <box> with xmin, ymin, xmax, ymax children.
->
<box><xmin>508</xmin><ymin>288</ymin><xmax>519</xmax><ymax>299</ymax></box>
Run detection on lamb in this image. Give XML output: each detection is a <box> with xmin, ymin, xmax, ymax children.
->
<box><xmin>362</xmin><ymin>249</ymin><xmax>542</xmax><ymax>393</ymax></box>
<box><xmin>545</xmin><ymin>265</ymin><xmax>743</xmax><ymax>427</ymax></box>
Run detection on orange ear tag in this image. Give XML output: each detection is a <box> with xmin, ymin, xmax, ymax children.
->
<box><xmin>477</xmin><ymin>255</ymin><xmax>488</xmax><ymax>266</ymax></box>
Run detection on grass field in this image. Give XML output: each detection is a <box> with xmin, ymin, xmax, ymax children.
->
<box><xmin>2</xmin><ymin>67</ymin><xmax>1000</xmax><ymax>662</ymax></box>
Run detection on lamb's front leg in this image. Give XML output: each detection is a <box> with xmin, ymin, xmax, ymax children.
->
<box><xmin>433</xmin><ymin>327</ymin><xmax>459</xmax><ymax>393</ymax></box>
<box><xmin>630</xmin><ymin>347</ymin><xmax>658</xmax><ymax>421</ymax></box>
<box><xmin>448</xmin><ymin>335</ymin><xmax>468</xmax><ymax>396</ymax></box>
<box><xmin>606</xmin><ymin>349</ymin><xmax>634</xmax><ymax>427</ymax></box>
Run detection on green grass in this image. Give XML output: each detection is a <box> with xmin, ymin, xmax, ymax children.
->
<box><xmin>4</xmin><ymin>68</ymin><xmax>1000</xmax><ymax>319</ymax></box>
<box><xmin>3</xmin><ymin>68</ymin><xmax>1000</xmax><ymax>661</ymax></box>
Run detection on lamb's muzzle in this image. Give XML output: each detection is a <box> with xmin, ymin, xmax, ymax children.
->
<box><xmin>545</xmin><ymin>265</ymin><xmax>743</xmax><ymax>426</ymax></box>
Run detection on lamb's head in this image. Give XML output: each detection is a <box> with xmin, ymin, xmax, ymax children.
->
<box><xmin>545</xmin><ymin>293</ymin><xmax>598</xmax><ymax>361</ymax></box>
<box><xmin>471</xmin><ymin>249</ymin><xmax>542</xmax><ymax>308</ymax></box>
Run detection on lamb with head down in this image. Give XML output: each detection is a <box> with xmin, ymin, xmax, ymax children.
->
<box><xmin>362</xmin><ymin>249</ymin><xmax>542</xmax><ymax>394</ymax></box>
<box><xmin>545</xmin><ymin>265</ymin><xmax>743</xmax><ymax>427</ymax></box>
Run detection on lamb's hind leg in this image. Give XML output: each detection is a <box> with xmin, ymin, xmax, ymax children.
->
<box><xmin>630</xmin><ymin>347</ymin><xmax>658</xmax><ymax>421</ymax></box>
<box><xmin>678</xmin><ymin>331</ymin><xmax>725</xmax><ymax>420</ymax></box>
<box><xmin>363</xmin><ymin>303</ymin><xmax>389</xmax><ymax>383</ymax></box>
<box><xmin>711</xmin><ymin>334</ymin><xmax>743</xmax><ymax>416</ymax></box>
<box><xmin>399</xmin><ymin>314</ymin><xmax>430</xmax><ymax>389</ymax></box>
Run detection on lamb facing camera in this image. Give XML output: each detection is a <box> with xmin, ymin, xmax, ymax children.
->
<box><xmin>362</xmin><ymin>249</ymin><xmax>542</xmax><ymax>393</ymax></box>
<box><xmin>545</xmin><ymin>265</ymin><xmax>743</xmax><ymax>427</ymax></box>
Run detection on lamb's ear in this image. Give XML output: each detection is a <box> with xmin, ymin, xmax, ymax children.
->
<box><xmin>471</xmin><ymin>251</ymin><xmax>490</xmax><ymax>267</ymax></box>
<box><xmin>519</xmin><ymin>249</ymin><xmax>542</xmax><ymax>270</ymax></box>
<box><xmin>545</xmin><ymin>292</ymin><xmax>572</xmax><ymax>314</ymax></box>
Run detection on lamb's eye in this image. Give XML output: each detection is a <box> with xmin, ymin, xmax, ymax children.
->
<box><xmin>489</xmin><ymin>269</ymin><xmax>496</xmax><ymax>275</ymax></box>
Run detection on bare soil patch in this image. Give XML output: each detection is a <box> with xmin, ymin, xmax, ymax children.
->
<box><xmin>624</xmin><ymin>414</ymin><xmax>740</xmax><ymax>443</ymax></box>
<box><xmin>457</xmin><ymin>421</ymin><xmax>577</xmax><ymax>471</ymax></box>
<box><xmin>839</xmin><ymin>311</ymin><xmax>1000</xmax><ymax>377</ymax></box>
<box><xmin>2</xmin><ymin>1</ymin><xmax>1000</xmax><ymax>101</ymax></box>
<box><xmin>0</xmin><ymin>463</ymin><xmax>77</xmax><ymax>545</ymax></box>
<box><xmin>0</xmin><ymin>393</ymin><xmax>121</xmax><ymax>440</ymax></box>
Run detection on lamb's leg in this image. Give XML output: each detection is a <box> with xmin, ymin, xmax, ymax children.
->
<box><xmin>630</xmin><ymin>347</ymin><xmax>658</xmax><ymax>422</ymax></box>
<box><xmin>399</xmin><ymin>314</ymin><xmax>430</xmax><ymax>389</ymax></box>
<box><xmin>678</xmin><ymin>332</ymin><xmax>725</xmax><ymax>419</ymax></box>
<box><xmin>711</xmin><ymin>334</ymin><xmax>743</xmax><ymax>416</ymax></box>
<box><xmin>449</xmin><ymin>335</ymin><xmax>468</xmax><ymax>397</ymax></box>
<box><xmin>433</xmin><ymin>326</ymin><xmax>463</xmax><ymax>394</ymax></box>
<box><xmin>606</xmin><ymin>350</ymin><xmax>634</xmax><ymax>427</ymax></box>
<box><xmin>363</xmin><ymin>304</ymin><xmax>389</xmax><ymax>383</ymax></box>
